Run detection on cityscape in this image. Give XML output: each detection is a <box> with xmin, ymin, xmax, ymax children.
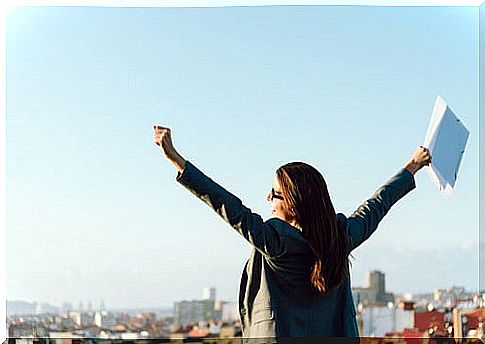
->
<box><xmin>6</xmin><ymin>270</ymin><xmax>485</xmax><ymax>343</ymax></box>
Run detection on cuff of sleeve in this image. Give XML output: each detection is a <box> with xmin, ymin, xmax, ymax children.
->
<box><xmin>176</xmin><ymin>160</ymin><xmax>204</xmax><ymax>190</ymax></box>
<box><xmin>398</xmin><ymin>167</ymin><xmax>416</xmax><ymax>191</ymax></box>
<box><xmin>176</xmin><ymin>160</ymin><xmax>192</xmax><ymax>182</ymax></box>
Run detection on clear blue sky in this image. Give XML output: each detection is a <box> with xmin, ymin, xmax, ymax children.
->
<box><xmin>6</xmin><ymin>5</ymin><xmax>478</xmax><ymax>308</ymax></box>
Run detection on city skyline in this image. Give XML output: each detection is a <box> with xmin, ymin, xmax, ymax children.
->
<box><xmin>7</xmin><ymin>275</ymin><xmax>483</xmax><ymax>340</ymax></box>
<box><xmin>6</xmin><ymin>271</ymin><xmax>481</xmax><ymax>312</ymax></box>
<box><xmin>6</xmin><ymin>4</ymin><xmax>479</xmax><ymax>310</ymax></box>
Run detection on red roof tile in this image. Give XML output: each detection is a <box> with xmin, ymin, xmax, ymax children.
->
<box><xmin>414</xmin><ymin>311</ymin><xmax>445</xmax><ymax>332</ymax></box>
<box><xmin>463</xmin><ymin>307</ymin><xmax>485</xmax><ymax>329</ymax></box>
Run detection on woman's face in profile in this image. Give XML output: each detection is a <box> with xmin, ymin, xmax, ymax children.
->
<box><xmin>267</xmin><ymin>176</ymin><xmax>289</xmax><ymax>222</ymax></box>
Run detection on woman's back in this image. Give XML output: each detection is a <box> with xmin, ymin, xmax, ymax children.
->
<box><xmin>238</xmin><ymin>217</ymin><xmax>355</xmax><ymax>337</ymax></box>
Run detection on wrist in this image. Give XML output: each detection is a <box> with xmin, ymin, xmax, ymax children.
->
<box><xmin>404</xmin><ymin>160</ymin><xmax>421</xmax><ymax>175</ymax></box>
<box><xmin>168</xmin><ymin>151</ymin><xmax>186</xmax><ymax>173</ymax></box>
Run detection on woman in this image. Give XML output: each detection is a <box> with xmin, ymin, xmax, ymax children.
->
<box><xmin>152</xmin><ymin>125</ymin><xmax>431</xmax><ymax>339</ymax></box>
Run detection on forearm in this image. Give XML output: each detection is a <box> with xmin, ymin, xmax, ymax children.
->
<box><xmin>347</xmin><ymin>167</ymin><xmax>416</xmax><ymax>250</ymax></box>
<box><xmin>176</xmin><ymin>161</ymin><xmax>283</xmax><ymax>258</ymax></box>
<box><xmin>168</xmin><ymin>151</ymin><xmax>187</xmax><ymax>174</ymax></box>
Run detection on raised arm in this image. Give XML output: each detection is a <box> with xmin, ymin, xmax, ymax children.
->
<box><xmin>153</xmin><ymin>125</ymin><xmax>284</xmax><ymax>258</ymax></box>
<box><xmin>345</xmin><ymin>146</ymin><xmax>432</xmax><ymax>251</ymax></box>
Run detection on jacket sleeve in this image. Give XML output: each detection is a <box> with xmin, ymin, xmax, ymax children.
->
<box><xmin>345</xmin><ymin>168</ymin><xmax>416</xmax><ymax>251</ymax></box>
<box><xmin>176</xmin><ymin>161</ymin><xmax>284</xmax><ymax>258</ymax></box>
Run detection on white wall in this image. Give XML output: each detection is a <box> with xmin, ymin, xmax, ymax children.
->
<box><xmin>363</xmin><ymin>306</ymin><xmax>414</xmax><ymax>336</ymax></box>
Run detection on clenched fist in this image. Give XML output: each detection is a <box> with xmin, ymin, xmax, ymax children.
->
<box><xmin>153</xmin><ymin>125</ymin><xmax>186</xmax><ymax>173</ymax></box>
<box><xmin>153</xmin><ymin>125</ymin><xmax>176</xmax><ymax>159</ymax></box>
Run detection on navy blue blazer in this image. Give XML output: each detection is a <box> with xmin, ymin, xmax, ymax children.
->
<box><xmin>177</xmin><ymin>161</ymin><xmax>416</xmax><ymax>339</ymax></box>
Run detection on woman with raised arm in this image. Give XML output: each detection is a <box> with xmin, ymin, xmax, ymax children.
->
<box><xmin>152</xmin><ymin>125</ymin><xmax>431</xmax><ymax>339</ymax></box>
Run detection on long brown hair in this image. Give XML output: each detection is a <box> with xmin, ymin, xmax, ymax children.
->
<box><xmin>276</xmin><ymin>162</ymin><xmax>350</xmax><ymax>293</ymax></box>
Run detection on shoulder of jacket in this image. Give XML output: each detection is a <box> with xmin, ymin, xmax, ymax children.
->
<box><xmin>336</xmin><ymin>213</ymin><xmax>348</xmax><ymax>228</ymax></box>
<box><xmin>266</xmin><ymin>217</ymin><xmax>296</xmax><ymax>232</ymax></box>
<box><xmin>265</xmin><ymin>217</ymin><xmax>308</xmax><ymax>241</ymax></box>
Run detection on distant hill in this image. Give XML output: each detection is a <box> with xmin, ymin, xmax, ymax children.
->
<box><xmin>7</xmin><ymin>300</ymin><xmax>35</xmax><ymax>316</ymax></box>
<box><xmin>7</xmin><ymin>300</ymin><xmax>60</xmax><ymax>316</ymax></box>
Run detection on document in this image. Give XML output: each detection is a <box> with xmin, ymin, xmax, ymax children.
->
<box><xmin>423</xmin><ymin>95</ymin><xmax>469</xmax><ymax>195</ymax></box>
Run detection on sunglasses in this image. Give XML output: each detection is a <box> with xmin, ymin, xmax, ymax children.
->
<box><xmin>271</xmin><ymin>188</ymin><xmax>284</xmax><ymax>201</ymax></box>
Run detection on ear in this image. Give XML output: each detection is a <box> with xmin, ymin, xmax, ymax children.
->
<box><xmin>284</xmin><ymin>204</ymin><xmax>297</xmax><ymax>219</ymax></box>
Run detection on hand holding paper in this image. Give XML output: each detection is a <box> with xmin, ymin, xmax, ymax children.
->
<box><xmin>404</xmin><ymin>146</ymin><xmax>432</xmax><ymax>175</ymax></box>
<box><xmin>423</xmin><ymin>96</ymin><xmax>469</xmax><ymax>194</ymax></box>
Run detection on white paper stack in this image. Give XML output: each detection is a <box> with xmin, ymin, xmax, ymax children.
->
<box><xmin>423</xmin><ymin>95</ymin><xmax>469</xmax><ymax>195</ymax></box>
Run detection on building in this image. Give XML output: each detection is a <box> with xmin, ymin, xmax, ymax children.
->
<box><xmin>414</xmin><ymin>310</ymin><xmax>446</xmax><ymax>333</ymax></box>
<box><xmin>433</xmin><ymin>286</ymin><xmax>466</xmax><ymax>308</ymax></box>
<box><xmin>120</xmin><ymin>332</ymin><xmax>139</xmax><ymax>340</ymax></box>
<box><xmin>49</xmin><ymin>331</ymin><xmax>83</xmax><ymax>344</ymax></box>
<box><xmin>68</xmin><ymin>311</ymin><xmax>81</xmax><ymax>327</ymax></box>
<box><xmin>40</xmin><ymin>302</ymin><xmax>59</xmax><ymax>314</ymax></box>
<box><xmin>80</xmin><ymin>312</ymin><xmax>94</xmax><ymax>327</ymax></box>
<box><xmin>173</xmin><ymin>288</ymin><xmax>220</xmax><ymax>326</ymax></box>
<box><xmin>462</xmin><ymin>307</ymin><xmax>485</xmax><ymax>331</ymax></box>
<box><xmin>353</xmin><ymin>270</ymin><xmax>394</xmax><ymax>307</ymax></box>
<box><xmin>453</xmin><ymin>306</ymin><xmax>485</xmax><ymax>338</ymax></box>
<box><xmin>219</xmin><ymin>324</ymin><xmax>240</xmax><ymax>338</ymax></box>
<box><xmin>94</xmin><ymin>312</ymin><xmax>102</xmax><ymax>327</ymax></box>
<box><xmin>61</xmin><ymin>303</ymin><xmax>73</xmax><ymax>314</ymax></box>
<box><xmin>361</xmin><ymin>301</ymin><xmax>414</xmax><ymax>337</ymax></box>
<box><xmin>221</xmin><ymin>302</ymin><xmax>239</xmax><ymax>322</ymax></box>
<box><xmin>8</xmin><ymin>323</ymin><xmax>34</xmax><ymax>337</ymax></box>
<box><xmin>174</xmin><ymin>299</ymin><xmax>216</xmax><ymax>327</ymax></box>
<box><xmin>202</xmin><ymin>287</ymin><xmax>216</xmax><ymax>301</ymax></box>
